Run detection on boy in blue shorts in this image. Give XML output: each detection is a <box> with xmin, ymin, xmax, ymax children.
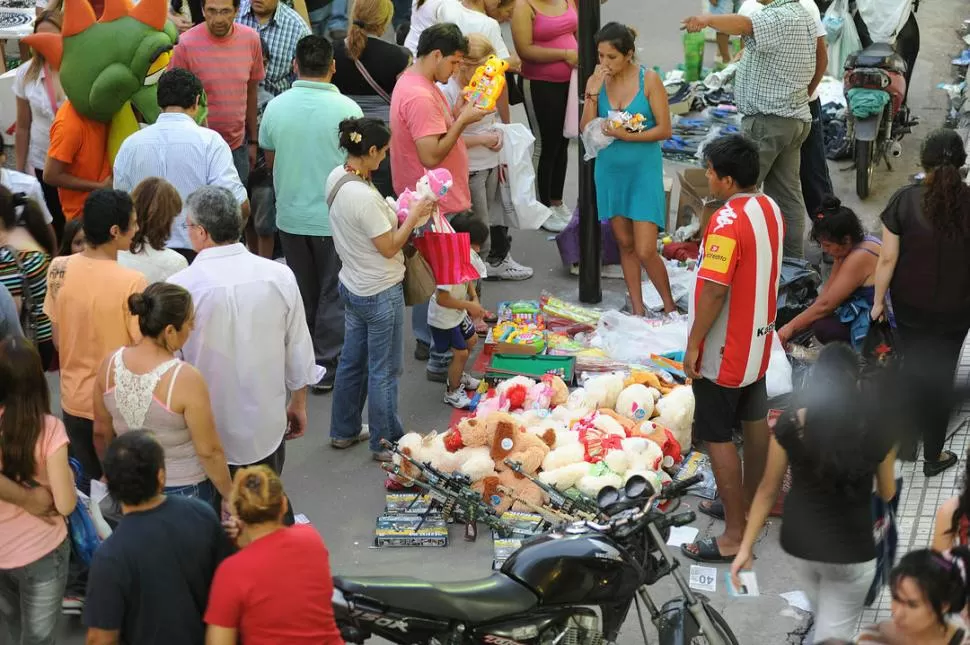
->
<box><xmin>709</xmin><ymin>0</ymin><xmax>741</xmax><ymax>64</ymax></box>
<box><xmin>428</xmin><ymin>214</ymin><xmax>489</xmax><ymax>409</ymax></box>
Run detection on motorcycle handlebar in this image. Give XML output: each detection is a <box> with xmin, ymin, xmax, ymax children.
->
<box><xmin>660</xmin><ymin>474</ymin><xmax>703</xmax><ymax>500</ymax></box>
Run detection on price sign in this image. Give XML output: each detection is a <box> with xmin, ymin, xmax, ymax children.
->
<box><xmin>689</xmin><ymin>565</ymin><xmax>717</xmax><ymax>592</ymax></box>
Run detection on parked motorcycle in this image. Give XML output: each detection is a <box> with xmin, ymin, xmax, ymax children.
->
<box><xmin>333</xmin><ymin>474</ymin><xmax>739</xmax><ymax>645</ymax></box>
<box><xmin>844</xmin><ymin>41</ymin><xmax>917</xmax><ymax>199</ymax></box>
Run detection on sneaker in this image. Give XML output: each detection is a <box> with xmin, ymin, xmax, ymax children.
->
<box><xmin>487</xmin><ymin>255</ymin><xmax>534</xmax><ymax>281</ymax></box>
<box><xmin>330</xmin><ymin>425</ymin><xmax>370</xmax><ymax>449</ymax></box>
<box><xmin>541</xmin><ymin>204</ymin><xmax>572</xmax><ymax>233</ymax></box>
<box><xmin>414</xmin><ymin>340</ymin><xmax>430</xmax><ymax>361</ymax></box>
<box><xmin>460</xmin><ymin>372</ymin><xmax>481</xmax><ymax>390</ymax></box>
<box><xmin>372</xmin><ymin>449</ymin><xmax>393</xmax><ymax>463</ymax></box>
<box><xmin>426</xmin><ymin>368</ymin><xmax>448</xmax><ymax>383</ymax></box>
<box><xmin>311</xmin><ymin>374</ymin><xmax>334</xmax><ymax>394</ymax></box>
<box><xmin>444</xmin><ymin>388</ymin><xmax>472</xmax><ymax>409</ymax></box>
<box><xmin>62</xmin><ymin>595</ymin><xmax>84</xmax><ymax>615</ymax></box>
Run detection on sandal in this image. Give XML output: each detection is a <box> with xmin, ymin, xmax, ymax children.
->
<box><xmin>924</xmin><ymin>450</ymin><xmax>959</xmax><ymax>477</ymax></box>
<box><xmin>681</xmin><ymin>537</ymin><xmax>737</xmax><ymax>563</ymax></box>
<box><xmin>475</xmin><ymin>319</ymin><xmax>489</xmax><ymax>337</ymax></box>
<box><xmin>483</xmin><ymin>310</ymin><xmax>498</xmax><ymax>324</ymax></box>
<box><xmin>698</xmin><ymin>498</ymin><xmax>725</xmax><ymax>521</ymax></box>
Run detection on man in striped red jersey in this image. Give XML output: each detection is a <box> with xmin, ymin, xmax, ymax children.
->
<box><xmin>682</xmin><ymin>134</ymin><xmax>784</xmax><ymax>563</ymax></box>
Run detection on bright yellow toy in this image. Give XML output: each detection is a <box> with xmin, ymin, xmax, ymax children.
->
<box><xmin>463</xmin><ymin>55</ymin><xmax>509</xmax><ymax>111</ymax></box>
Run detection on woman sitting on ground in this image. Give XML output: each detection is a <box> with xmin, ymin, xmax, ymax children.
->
<box><xmin>777</xmin><ymin>196</ymin><xmax>881</xmax><ymax>347</ymax></box>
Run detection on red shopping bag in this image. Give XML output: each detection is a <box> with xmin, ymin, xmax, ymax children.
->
<box><xmin>412</xmin><ymin>210</ymin><xmax>481</xmax><ymax>285</ymax></box>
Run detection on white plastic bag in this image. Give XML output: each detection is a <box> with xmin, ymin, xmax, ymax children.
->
<box><xmin>856</xmin><ymin>0</ymin><xmax>912</xmax><ymax>45</ymax></box>
<box><xmin>496</xmin><ymin>123</ymin><xmax>552</xmax><ymax>230</ymax></box>
<box><xmin>581</xmin><ymin>118</ymin><xmax>614</xmax><ymax>160</ymax></box>
<box><xmin>592</xmin><ymin>311</ymin><xmax>690</xmax><ymax>362</ymax></box>
<box><xmin>642</xmin><ymin>260</ymin><xmax>695</xmax><ymax>311</ymax></box>
<box><xmin>824</xmin><ymin>0</ymin><xmax>863</xmax><ymax>78</ymax></box>
<box><xmin>766</xmin><ymin>334</ymin><xmax>793</xmax><ymax>399</ymax></box>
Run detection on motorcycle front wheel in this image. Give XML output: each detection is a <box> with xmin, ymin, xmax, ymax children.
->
<box><xmin>855</xmin><ymin>140</ymin><xmax>874</xmax><ymax>200</ymax></box>
<box><xmin>695</xmin><ymin>605</ymin><xmax>739</xmax><ymax>645</ymax></box>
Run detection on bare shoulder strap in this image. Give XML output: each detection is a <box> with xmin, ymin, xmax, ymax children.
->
<box><xmin>165</xmin><ymin>361</ymin><xmax>186</xmax><ymax>409</ymax></box>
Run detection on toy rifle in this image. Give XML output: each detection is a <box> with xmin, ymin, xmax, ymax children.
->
<box><xmin>503</xmin><ymin>459</ymin><xmax>605</xmax><ymax>521</ymax></box>
<box><xmin>380</xmin><ymin>462</ymin><xmax>511</xmax><ymax>541</ymax></box>
<box><xmin>494</xmin><ymin>485</ymin><xmax>574</xmax><ymax>525</ymax></box>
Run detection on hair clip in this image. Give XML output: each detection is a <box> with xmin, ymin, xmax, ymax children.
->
<box><xmin>349</xmin><ymin>131</ymin><xmax>362</xmax><ymax>143</ymax></box>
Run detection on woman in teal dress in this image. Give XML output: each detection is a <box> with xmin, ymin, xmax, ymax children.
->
<box><xmin>580</xmin><ymin>22</ymin><xmax>675</xmax><ymax>315</ymax></box>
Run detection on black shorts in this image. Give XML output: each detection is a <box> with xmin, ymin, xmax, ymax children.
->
<box><xmin>692</xmin><ymin>377</ymin><xmax>768</xmax><ymax>444</ymax></box>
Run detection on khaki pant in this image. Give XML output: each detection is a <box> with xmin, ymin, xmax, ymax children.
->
<box><xmin>741</xmin><ymin>115</ymin><xmax>812</xmax><ymax>259</ymax></box>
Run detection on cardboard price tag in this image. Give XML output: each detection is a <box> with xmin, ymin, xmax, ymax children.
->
<box><xmin>689</xmin><ymin>565</ymin><xmax>717</xmax><ymax>592</ymax></box>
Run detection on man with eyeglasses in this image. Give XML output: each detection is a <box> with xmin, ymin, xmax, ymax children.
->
<box><xmin>171</xmin><ymin>0</ymin><xmax>266</xmax><ymax>191</ymax></box>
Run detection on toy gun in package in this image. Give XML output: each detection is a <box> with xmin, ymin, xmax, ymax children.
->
<box><xmin>503</xmin><ymin>459</ymin><xmax>605</xmax><ymax>521</ymax></box>
<box><xmin>463</xmin><ymin>55</ymin><xmax>509</xmax><ymax>111</ymax></box>
<box><xmin>381</xmin><ymin>440</ymin><xmax>511</xmax><ymax>541</ymax></box>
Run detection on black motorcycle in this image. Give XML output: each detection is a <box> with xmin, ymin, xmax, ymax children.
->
<box><xmin>333</xmin><ymin>474</ymin><xmax>739</xmax><ymax>645</ymax></box>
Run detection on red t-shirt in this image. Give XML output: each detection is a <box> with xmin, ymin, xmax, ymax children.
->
<box><xmin>691</xmin><ymin>193</ymin><xmax>784</xmax><ymax>388</ymax></box>
<box><xmin>389</xmin><ymin>69</ymin><xmax>471</xmax><ymax>215</ymax></box>
<box><xmin>204</xmin><ymin>525</ymin><xmax>343</xmax><ymax>645</ymax></box>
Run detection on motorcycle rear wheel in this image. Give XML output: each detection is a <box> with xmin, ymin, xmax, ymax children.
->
<box><xmin>855</xmin><ymin>140</ymin><xmax>874</xmax><ymax>200</ymax></box>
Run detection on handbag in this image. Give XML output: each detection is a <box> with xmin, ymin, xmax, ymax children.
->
<box><xmin>354</xmin><ymin>57</ymin><xmax>391</xmax><ymax>104</ymax></box>
<box><xmin>327</xmin><ymin>172</ymin><xmax>435</xmax><ymax>305</ymax></box>
<box><xmin>563</xmin><ymin>68</ymin><xmax>579</xmax><ymax>139</ymax></box>
<box><xmin>412</xmin><ymin>210</ymin><xmax>482</xmax><ymax>285</ymax></box>
<box><xmin>5</xmin><ymin>245</ymin><xmax>37</xmax><ymax>342</ymax></box>
<box><xmin>865</xmin><ymin>477</ymin><xmax>902</xmax><ymax>606</ymax></box>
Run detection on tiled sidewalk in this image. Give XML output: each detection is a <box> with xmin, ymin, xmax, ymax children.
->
<box><xmin>858</xmin><ymin>348</ymin><xmax>970</xmax><ymax>625</ymax></box>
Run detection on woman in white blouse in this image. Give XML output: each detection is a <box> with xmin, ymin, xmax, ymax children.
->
<box><xmin>13</xmin><ymin>10</ymin><xmax>65</xmax><ymax>239</ymax></box>
<box><xmin>119</xmin><ymin>178</ymin><xmax>189</xmax><ymax>283</ymax></box>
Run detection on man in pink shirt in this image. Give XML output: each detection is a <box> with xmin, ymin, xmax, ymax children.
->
<box><xmin>391</xmin><ymin>22</ymin><xmax>487</xmax><ymax>381</ymax></box>
<box><xmin>171</xmin><ymin>0</ymin><xmax>266</xmax><ymax>188</ymax></box>
<box><xmin>390</xmin><ymin>22</ymin><xmax>486</xmax><ymax>216</ymax></box>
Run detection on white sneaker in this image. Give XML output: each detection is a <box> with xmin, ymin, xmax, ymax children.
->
<box><xmin>488</xmin><ymin>255</ymin><xmax>534</xmax><ymax>281</ymax></box>
<box><xmin>541</xmin><ymin>204</ymin><xmax>572</xmax><ymax>233</ymax></box>
<box><xmin>444</xmin><ymin>388</ymin><xmax>472</xmax><ymax>409</ymax></box>
<box><xmin>460</xmin><ymin>372</ymin><xmax>481</xmax><ymax>390</ymax></box>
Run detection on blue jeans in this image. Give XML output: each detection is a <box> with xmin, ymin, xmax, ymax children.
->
<box><xmin>0</xmin><ymin>538</ymin><xmax>69</xmax><ymax>645</ymax></box>
<box><xmin>412</xmin><ymin>303</ymin><xmax>452</xmax><ymax>375</ymax></box>
<box><xmin>309</xmin><ymin>0</ymin><xmax>347</xmax><ymax>34</ymax></box>
<box><xmin>165</xmin><ymin>479</ymin><xmax>218</xmax><ymax>509</ymax></box>
<box><xmin>331</xmin><ymin>282</ymin><xmax>405</xmax><ymax>452</ymax></box>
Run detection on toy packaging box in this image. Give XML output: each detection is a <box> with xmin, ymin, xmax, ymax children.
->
<box><xmin>374</xmin><ymin>513</ymin><xmax>449</xmax><ymax>547</ymax></box>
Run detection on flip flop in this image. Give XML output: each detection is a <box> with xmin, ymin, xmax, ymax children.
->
<box><xmin>681</xmin><ymin>537</ymin><xmax>736</xmax><ymax>563</ymax></box>
<box><xmin>698</xmin><ymin>498</ymin><xmax>725</xmax><ymax>521</ymax></box>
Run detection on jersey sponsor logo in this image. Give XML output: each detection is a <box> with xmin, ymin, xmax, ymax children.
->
<box><xmin>700</xmin><ymin>234</ymin><xmax>736</xmax><ymax>274</ymax></box>
<box><xmin>711</xmin><ymin>203</ymin><xmax>738</xmax><ymax>233</ymax></box>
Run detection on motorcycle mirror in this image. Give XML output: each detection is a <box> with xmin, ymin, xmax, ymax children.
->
<box><xmin>597</xmin><ymin>486</ymin><xmax>620</xmax><ymax>509</ymax></box>
<box><xmin>625</xmin><ymin>475</ymin><xmax>653</xmax><ymax>500</ymax></box>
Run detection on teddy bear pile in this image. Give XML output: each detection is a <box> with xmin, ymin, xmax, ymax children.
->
<box><xmin>390</xmin><ymin>371</ymin><xmax>696</xmax><ymax>515</ymax></box>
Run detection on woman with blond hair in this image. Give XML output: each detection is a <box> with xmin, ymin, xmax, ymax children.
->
<box><xmin>332</xmin><ymin>0</ymin><xmax>410</xmax><ymax>197</ymax></box>
<box><xmin>118</xmin><ymin>177</ymin><xmax>189</xmax><ymax>282</ymax></box>
<box><xmin>13</xmin><ymin>10</ymin><xmax>66</xmax><ymax>238</ymax></box>
<box><xmin>205</xmin><ymin>466</ymin><xmax>343</xmax><ymax>645</ymax></box>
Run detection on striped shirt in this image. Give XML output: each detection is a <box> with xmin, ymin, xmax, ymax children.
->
<box><xmin>691</xmin><ymin>193</ymin><xmax>784</xmax><ymax>388</ymax></box>
<box><xmin>113</xmin><ymin>113</ymin><xmax>249</xmax><ymax>251</ymax></box>
<box><xmin>171</xmin><ymin>23</ymin><xmax>266</xmax><ymax>150</ymax></box>
<box><xmin>236</xmin><ymin>0</ymin><xmax>309</xmax><ymax>97</ymax></box>
<box><xmin>0</xmin><ymin>247</ymin><xmax>52</xmax><ymax>343</ymax></box>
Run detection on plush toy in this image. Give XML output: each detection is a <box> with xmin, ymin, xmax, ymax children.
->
<box><xmin>543</xmin><ymin>374</ymin><xmax>570</xmax><ymax>407</ymax></box>
<box><xmin>653</xmin><ymin>386</ymin><xmax>696</xmax><ymax>452</ymax></box>
<box><xmin>525</xmin><ymin>380</ymin><xmax>553</xmax><ymax>411</ymax></box>
<box><xmin>615</xmin><ymin>384</ymin><xmax>656</xmax><ymax>423</ymax></box>
<box><xmin>584</xmin><ymin>372</ymin><xmax>625</xmax><ymax>410</ymax></box>
<box><xmin>474</xmin><ymin>388</ymin><xmax>510</xmax><ymax>418</ymax></box>
<box><xmin>464</xmin><ymin>55</ymin><xmax>509</xmax><ymax>111</ymax></box>
<box><xmin>595</xmin><ymin>409</ymin><xmax>637</xmax><ymax>436</ymax></box>
<box><xmin>639</xmin><ymin>420</ymin><xmax>683</xmax><ymax>467</ymax></box>
<box><xmin>625</xmin><ymin>368</ymin><xmax>675</xmax><ymax>395</ymax></box>
<box><xmin>496</xmin><ymin>376</ymin><xmax>536</xmax><ymax>411</ymax></box>
<box><xmin>388</xmin><ymin>168</ymin><xmax>453</xmax><ymax>224</ymax></box>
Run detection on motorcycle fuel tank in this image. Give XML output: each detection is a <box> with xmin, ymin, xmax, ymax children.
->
<box><xmin>501</xmin><ymin>532</ymin><xmax>641</xmax><ymax>605</ymax></box>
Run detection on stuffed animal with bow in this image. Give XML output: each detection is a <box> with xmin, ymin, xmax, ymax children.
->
<box><xmin>388</xmin><ymin>168</ymin><xmax>453</xmax><ymax>224</ymax></box>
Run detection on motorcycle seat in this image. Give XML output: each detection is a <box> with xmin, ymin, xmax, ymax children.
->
<box><xmin>844</xmin><ymin>42</ymin><xmax>907</xmax><ymax>73</ymax></box>
<box><xmin>334</xmin><ymin>573</ymin><xmax>538</xmax><ymax>623</ymax></box>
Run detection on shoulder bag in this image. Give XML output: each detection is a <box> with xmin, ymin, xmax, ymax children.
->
<box><xmin>327</xmin><ymin>173</ymin><xmax>435</xmax><ymax>306</ymax></box>
<box><xmin>5</xmin><ymin>246</ymin><xmax>38</xmax><ymax>342</ymax></box>
<box><xmin>354</xmin><ymin>57</ymin><xmax>392</xmax><ymax>104</ymax></box>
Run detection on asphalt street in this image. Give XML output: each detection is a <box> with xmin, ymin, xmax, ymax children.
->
<box><xmin>34</xmin><ymin>0</ymin><xmax>968</xmax><ymax>641</ymax></box>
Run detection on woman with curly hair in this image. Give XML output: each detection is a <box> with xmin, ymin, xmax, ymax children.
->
<box><xmin>872</xmin><ymin>128</ymin><xmax>970</xmax><ymax>477</ymax></box>
<box><xmin>118</xmin><ymin>177</ymin><xmax>189</xmax><ymax>283</ymax></box>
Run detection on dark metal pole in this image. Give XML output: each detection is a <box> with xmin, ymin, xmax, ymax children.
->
<box><xmin>577</xmin><ymin>0</ymin><xmax>601</xmax><ymax>304</ymax></box>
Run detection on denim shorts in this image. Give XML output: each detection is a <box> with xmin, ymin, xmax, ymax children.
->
<box><xmin>165</xmin><ymin>479</ymin><xmax>218</xmax><ymax>509</ymax></box>
<box><xmin>430</xmin><ymin>316</ymin><xmax>476</xmax><ymax>353</ymax></box>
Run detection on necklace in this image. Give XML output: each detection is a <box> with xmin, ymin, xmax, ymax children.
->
<box><xmin>344</xmin><ymin>163</ymin><xmax>371</xmax><ymax>182</ymax></box>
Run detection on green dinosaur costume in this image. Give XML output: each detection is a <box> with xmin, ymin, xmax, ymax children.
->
<box><xmin>23</xmin><ymin>0</ymin><xmax>205</xmax><ymax>164</ymax></box>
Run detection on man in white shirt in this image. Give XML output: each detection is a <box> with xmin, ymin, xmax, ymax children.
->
<box><xmin>113</xmin><ymin>68</ymin><xmax>250</xmax><ymax>263</ymax></box>
<box><xmin>168</xmin><ymin>186</ymin><xmax>321</xmax><ymax>522</ymax></box>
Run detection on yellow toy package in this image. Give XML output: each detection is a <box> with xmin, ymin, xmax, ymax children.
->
<box><xmin>463</xmin><ymin>55</ymin><xmax>509</xmax><ymax>111</ymax></box>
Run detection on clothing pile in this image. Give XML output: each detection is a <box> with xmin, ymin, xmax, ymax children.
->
<box><xmin>663</xmin><ymin>110</ymin><xmax>741</xmax><ymax>165</ymax></box>
<box><xmin>821</xmin><ymin>101</ymin><xmax>853</xmax><ymax>160</ymax></box>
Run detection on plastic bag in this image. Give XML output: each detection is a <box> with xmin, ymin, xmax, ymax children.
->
<box><xmin>824</xmin><ymin>0</ymin><xmax>862</xmax><ymax>78</ymax></box>
<box><xmin>856</xmin><ymin>0</ymin><xmax>911</xmax><ymax>44</ymax></box>
<box><xmin>563</xmin><ymin>69</ymin><xmax>579</xmax><ymax>139</ymax></box>
<box><xmin>68</xmin><ymin>490</ymin><xmax>105</xmax><ymax>565</ymax></box>
<box><xmin>496</xmin><ymin>123</ymin><xmax>552</xmax><ymax>230</ymax></box>
<box><xmin>766</xmin><ymin>334</ymin><xmax>794</xmax><ymax>399</ymax></box>
<box><xmin>592</xmin><ymin>311</ymin><xmax>689</xmax><ymax>362</ymax></box>
<box><xmin>642</xmin><ymin>260</ymin><xmax>695</xmax><ymax>312</ymax></box>
<box><xmin>581</xmin><ymin>118</ymin><xmax>614</xmax><ymax>160</ymax></box>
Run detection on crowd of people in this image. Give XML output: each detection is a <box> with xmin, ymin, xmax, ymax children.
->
<box><xmin>0</xmin><ymin>0</ymin><xmax>967</xmax><ymax>642</ymax></box>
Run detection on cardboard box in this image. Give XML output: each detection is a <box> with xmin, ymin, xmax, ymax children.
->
<box><xmin>676</xmin><ymin>168</ymin><xmax>724</xmax><ymax>234</ymax></box>
<box><xmin>374</xmin><ymin>513</ymin><xmax>448</xmax><ymax>547</ymax></box>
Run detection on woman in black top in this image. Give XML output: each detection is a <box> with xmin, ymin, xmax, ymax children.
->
<box><xmin>332</xmin><ymin>0</ymin><xmax>411</xmax><ymax>198</ymax></box>
<box><xmin>731</xmin><ymin>344</ymin><xmax>897</xmax><ymax>642</ymax></box>
<box><xmin>871</xmin><ymin>129</ymin><xmax>970</xmax><ymax>477</ymax></box>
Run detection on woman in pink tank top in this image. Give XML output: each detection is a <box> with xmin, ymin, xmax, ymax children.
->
<box><xmin>511</xmin><ymin>0</ymin><xmax>578</xmax><ymax>231</ymax></box>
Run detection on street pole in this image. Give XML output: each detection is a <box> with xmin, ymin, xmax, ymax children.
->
<box><xmin>577</xmin><ymin>0</ymin><xmax>601</xmax><ymax>304</ymax></box>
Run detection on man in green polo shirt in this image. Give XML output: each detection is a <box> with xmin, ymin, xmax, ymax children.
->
<box><xmin>259</xmin><ymin>34</ymin><xmax>363</xmax><ymax>392</ymax></box>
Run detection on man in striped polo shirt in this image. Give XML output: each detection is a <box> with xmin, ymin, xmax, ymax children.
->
<box><xmin>171</xmin><ymin>0</ymin><xmax>266</xmax><ymax>189</ymax></box>
<box><xmin>682</xmin><ymin>134</ymin><xmax>784</xmax><ymax>564</ymax></box>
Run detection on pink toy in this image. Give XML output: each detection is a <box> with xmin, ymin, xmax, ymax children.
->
<box><xmin>387</xmin><ymin>168</ymin><xmax>454</xmax><ymax>224</ymax></box>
